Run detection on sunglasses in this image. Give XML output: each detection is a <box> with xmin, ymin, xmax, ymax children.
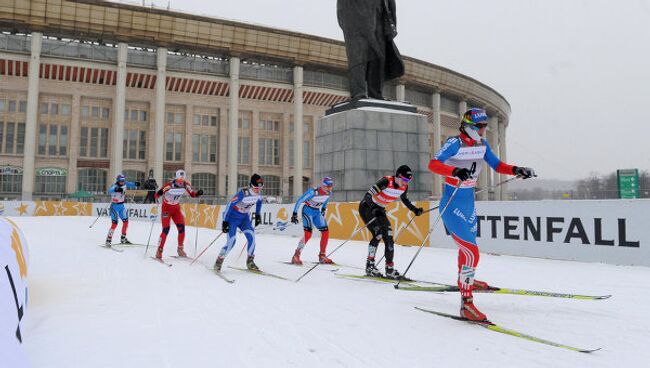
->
<box><xmin>469</xmin><ymin>123</ymin><xmax>488</xmax><ymax>130</ymax></box>
<box><xmin>398</xmin><ymin>175</ymin><xmax>412</xmax><ymax>183</ymax></box>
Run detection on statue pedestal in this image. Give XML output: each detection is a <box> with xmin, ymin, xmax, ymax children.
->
<box><xmin>325</xmin><ymin>98</ymin><xmax>417</xmax><ymax>115</ymax></box>
<box><xmin>315</xmin><ymin>107</ymin><xmax>432</xmax><ymax>202</ymax></box>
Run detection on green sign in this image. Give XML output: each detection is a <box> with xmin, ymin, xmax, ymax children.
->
<box><xmin>35</xmin><ymin>167</ymin><xmax>68</xmax><ymax>176</ymax></box>
<box><xmin>617</xmin><ymin>169</ymin><xmax>639</xmax><ymax>199</ymax></box>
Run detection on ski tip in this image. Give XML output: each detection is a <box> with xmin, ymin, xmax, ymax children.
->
<box><xmin>580</xmin><ymin>347</ymin><xmax>602</xmax><ymax>353</ymax></box>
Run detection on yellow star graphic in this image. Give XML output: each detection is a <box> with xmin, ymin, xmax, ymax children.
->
<box><xmin>15</xmin><ymin>203</ymin><xmax>29</xmax><ymax>216</ymax></box>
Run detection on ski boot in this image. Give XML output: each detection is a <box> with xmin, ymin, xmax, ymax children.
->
<box><xmin>155</xmin><ymin>246</ymin><xmax>164</xmax><ymax>260</ymax></box>
<box><xmin>120</xmin><ymin>234</ymin><xmax>132</xmax><ymax>245</ymax></box>
<box><xmin>105</xmin><ymin>236</ymin><xmax>113</xmax><ymax>247</ymax></box>
<box><xmin>384</xmin><ymin>263</ymin><xmax>403</xmax><ymax>280</ymax></box>
<box><xmin>246</xmin><ymin>255</ymin><xmax>260</xmax><ymax>271</ymax></box>
<box><xmin>460</xmin><ymin>297</ymin><xmax>488</xmax><ymax>322</ymax></box>
<box><xmin>213</xmin><ymin>256</ymin><xmax>225</xmax><ymax>272</ymax></box>
<box><xmin>177</xmin><ymin>246</ymin><xmax>188</xmax><ymax>258</ymax></box>
<box><xmin>365</xmin><ymin>258</ymin><xmax>383</xmax><ymax>277</ymax></box>
<box><xmin>318</xmin><ymin>253</ymin><xmax>334</xmax><ymax>264</ymax></box>
<box><xmin>473</xmin><ymin>279</ymin><xmax>491</xmax><ymax>291</ymax></box>
<box><xmin>291</xmin><ymin>249</ymin><xmax>303</xmax><ymax>265</ymax></box>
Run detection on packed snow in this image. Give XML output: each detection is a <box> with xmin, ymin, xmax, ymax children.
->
<box><xmin>12</xmin><ymin>216</ymin><xmax>650</xmax><ymax>368</ymax></box>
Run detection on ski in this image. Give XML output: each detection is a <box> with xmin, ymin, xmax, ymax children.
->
<box><xmin>398</xmin><ymin>284</ymin><xmax>611</xmax><ymax>300</ymax></box>
<box><xmin>278</xmin><ymin>261</ymin><xmax>339</xmax><ymax>272</ymax></box>
<box><xmin>171</xmin><ymin>255</ymin><xmax>192</xmax><ymax>261</ymax></box>
<box><xmin>204</xmin><ymin>266</ymin><xmax>236</xmax><ymax>283</ymax></box>
<box><xmin>228</xmin><ymin>266</ymin><xmax>288</xmax><ymax>281</ymax></box>
<box><xmin>98</xmin><ymin>244</ymin><xmax>124</xmax><ymax>252</ymax></box>
<box><xmin>414</xmin><ymin>307</ymin><xmax>600</xmax><ymax>353</ymax></box>
<box><xmin>150</xmin><ymin>256</ymin><xmax>173</xmax><ymax>267</ymax></box>
<box><xmin>336</xmin><ymin>273</ymin><xmax>415</xmax><ymax>284</ymax></box>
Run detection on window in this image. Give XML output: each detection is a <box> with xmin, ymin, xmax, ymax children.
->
<box><xmin>0</xmin><ymin>100</ymin><xmax>4</xmax><ymax>112</ymax></box>
<box><xmin>50</xmin><ymin>103</ymin><xmax>59</xmax><ymax>115</ymax></box>
<box><xmin>238</xmin><ymin>111</ymin><xmax>251</xmax><ymax>130</ymax></box>
<box><xmin>237</xmin><ymin>174</ymin><xmax>249</xmax><ymax>189</ymax></box>
<box><xmin>192</xmin><ymin>134</ymin><xmax>217</xmax><ymax>163</ymax></box>
<box><xmin>303</xmin><ymin>140</ymin><xmax>311</xmax><ymax>168</ymax></box>
<box><xmin>81</xmin><ymin>106</ymin><xmax>89</xmax><ymax>118</ymax></box>
<box><xmin>40</xmin><ymin>102</ymin><xmax>48</xmax><ymax>115</ymax></box>
<box><xmin>238</xmin><ymin>137</ymin><xmax>250</xmax><ymax>164</ymax></box>
<box><xmin>259</xmin><ymin>113</ymin><xmax>282</xmax><ymax>132</ymax></box>
<box><xmin>19</xmin><ymin>101</ymin><xmax>27</xmax><ymax>113</ymax></box>
<box><xmin>0</xmin><ymin>169</ymin><xmax>22</xmax><ymax>193</ymax></box>
<box><xmin>163</xmin><ymin>171</ymin><xmax>176</xmax><ymax>183</ymax></box>
<box><xmin>191</xmin><ymin>173</ymin><xmax>216</xmax><ymax>195</ymax></box>
<box><xmin>259</xmin><ymin>138</ymin><xmax>280</xmax><ymax>166</ymax></box>
<box><xmin>123</xmin><ymin>129</ymin><xmax>146</xmax><ymax>160</ymax></box>
<box><xmin>165</xmin><ymin>132</ymin><xmax>183</xmax><ymax>161</ymax></box>
<box><xmin>35</xmin><ymin>173</ymin><xmax>66</xmax><ymax>194</ymax></box>
<box><xmin>80</xmin><ymin>99</ymin><xmax>111</xmax><ymax>158</ymax></box>
<box><xmin>264</xmin><ymin>175</ymin><xmax>281</xmax><ymax>196</ymax></box>
<box><xmin>194</xmin><ymin>113</ymin><xmax>218</xmax><ymax>127</ymax></box>
<box><xmin>77</xmin><ymin>168</ymin><xmax>108</xmax><ymax>193</ymax></box>
<box><xmin>165</xmin><ymin>106</ymin><xmax>185</xmax><ymax>162</ymax></box>
<box><xmin>123</xmin><ymin>170</ymin><xmax>145</xmax><ymax>185</ymax></box>
<box><xmin>79</xmin><ymin>127</ymin><xmax>109</xmax><ymax>158</ymax></box>
<box><xmin>61</xmin><ymin>104</ymin><xmax>71</xmax><ymax>116</ymax></box>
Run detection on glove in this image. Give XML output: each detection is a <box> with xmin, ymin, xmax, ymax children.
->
<box><xmin>196</xmin><ymin>189</ymin><xmax>204</xmax><ymax>196</ymax></box>
<box><xmin>413</xmin><ymin>207</ymin><xmax>424</xmax><ymax>216</ymax></box>
<box><xmin>291</xmin><ymin>212</ymin><xmax>299</xmax><ymax>224</ymax></box>
<box><xmin>513</xmin><ymin>166</ymin><xmax>536</xmax><ymax>179</ymax></box>
<box><xmin>222</xmin><ymin>221</ymin><xmax>229</xmax><ymax>233</ymax></box>
<box><xmin>371</xmin><ymin>207</ymin><xmax>384</xmax><ymax>218</ymax></box>
<box><xmin>254</xmin><ymin>213</ymin><xmax>261</xmax><ymax>227</ymax></box>
<box><xmin>452</xmin><ymin>167</ymin><xmax>471</xmax><ymax>181</ymax></box>
<box><xmin>114</xmin><ymin>187</ymin><xmax>123</xmax><ymax>193</ymax></box>
<box><xmin>134</xmin><ymin>181</ymin><xmax>141</xmax><ymax>188</ymax></box>
<box><xmin>321</xmin><ymin>208</ymin><xmax>326</xmax><ymax>217</ymax></box>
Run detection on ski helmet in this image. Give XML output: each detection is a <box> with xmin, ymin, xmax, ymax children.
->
<box><xmin>116</xmin><ymin>173</ymin><xmax>125</xmax><ymax>183</ymax></box>
<box><xmin>395</xmin><ymin>165</ymin><xmax>413</xmax><ymax>183</ymax></box>
<box><xmin>321</xmin><ymin>177</ymin><xmax>334</xmax><ymax>188</ymax></box>
<box><xmin>461</xmin><ymin>108</ymin><xmax>488</xmax><ymax>142</ymax></box>
<box><xmin>250</xmin><ymin>173</ymin><xmax>264</xmax><ymax>188</ymax></box>
<box><xmin>175</xmin><ymin>169</ymin><xmax>186</xmax><ymax>183</ymax></box>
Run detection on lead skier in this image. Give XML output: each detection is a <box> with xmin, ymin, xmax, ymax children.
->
<box><xmin>105</xmin><ymin>173</ymin><xmax>140</xmax><ymax>246</ymax></box>
<box><xmin>290</xmin><ymin>177</ymin><xmax>334</xmax><ymax>265</ymax></box>
<box><xmin>429</xmin><ymin>108</ymin><xmax>535</xmax><ymax>321</ymax></box>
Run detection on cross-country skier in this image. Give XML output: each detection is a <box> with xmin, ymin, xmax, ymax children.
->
<box><xmin>290</xmin><ymin>177</ymin><xmax>334</xmax><ymax>265</ymax></box>
<box><xmin>154</xmin><ymin>169</ymin><xmax>203</xmax><ymax>259</ymax></box>
<box><xmin>214</xmin><ymin>174</ymin><xmax>264</xmax><ymax>272</ymax></box>
<box><xmin>359</xmin><ymin>165</ymin><xmax>424</xmax><ymax>279</ymax></box>
<box><xmin>429</xmin><ymin>108</ymin><xmax>535</xmax><ymax>321</ymax></box>
<box><xmin>105</xmin><ymin>174</ymin><xmax>140</xmax><ymax>246</ymax></box>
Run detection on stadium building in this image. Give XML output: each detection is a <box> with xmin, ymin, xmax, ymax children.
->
<box><xmin>0</xmin><ymin>0</ymin><xmax>511</xmax><ymax>202</ymax></box>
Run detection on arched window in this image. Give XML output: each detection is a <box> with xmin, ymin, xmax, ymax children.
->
<box><xmin>191</xmin><ymin>173</ymin><xmax>216</xmax><ymax>195</ymax></box>
<box><xmin>264</xmin><ymin>175</ymin><xmax>281</xmax><ymax>196</ymax></box>
<box><xmin>0</xmin><ymin>166</ymin><xmax>23</xmax><ymax>194</ymax></box>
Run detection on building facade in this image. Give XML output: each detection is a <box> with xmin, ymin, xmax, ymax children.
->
<box><xmin>0</xmin><ymin>0</ymin><xmax>511</xmax><ymax>202</ymax></box>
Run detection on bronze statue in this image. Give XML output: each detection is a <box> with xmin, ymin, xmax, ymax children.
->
<box><xmin>337</xmin><ymin>0</ymin><xmax>405</xmax><ymax>100</ymax></box>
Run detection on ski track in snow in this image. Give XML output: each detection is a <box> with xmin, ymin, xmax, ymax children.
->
<box><xmin>11</xmin><ymin>216</ymin><xmax>650</xmax><ymax>368</ymax></box>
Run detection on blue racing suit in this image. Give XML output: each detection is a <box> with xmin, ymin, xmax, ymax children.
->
<box><xmin>219</xmin><ymin>187</ymin><xmax>263</xmax><ymax>257</ymax></box>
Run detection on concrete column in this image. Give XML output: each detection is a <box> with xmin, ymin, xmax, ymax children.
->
<box><xmin>227</xmin><ymin>57</ymin><xmax>240</xmax><ymax>196</ymax></box>
<box><xmin>251</xmin><ymin>109</ymin><xmax>259</xmax><ymax>174</ymax></box>
<box><xmin>184</xmin><ymin>104</ymin><xmax>193</xmax><ymax>174</ymax></box>
<box><xmin>498</xmin><ymin>119</ymin><xmax>508</xmax><ymax>200</ymax></box>
<box><xmin>66</xmin><ymin>94</ymin><xmax>81</xmax><ymax>193</ymax></box>
<box><xmin>21</xmin><ymin>32</ymin><xmax>42</xmax><ymax>200</ymax></box>
<box><xmin>458</xmin><ymin>100</ymin><xmax>467</xmax><ymax>116</ymax></box>
<box><xmin>431</xmin><ymin>92</ymin><xmax>442</xmax><ymax>199</ymax></box>
<box><xmin>153</xmin><ymin>47</ymin><xmax>167</xmax><ymax>185</ymax></box>
<box><xmin>281</xmin><ymin>113</ymin><xmax>290</xmax><ymax>198</ymax></box>
<box><xmin>217</xmin><ymin>108</ymin><xmax>227</xmax><ymax>197</ymax></box>
<box><xmin>396</xmin><ymin>83</ymin><xmax>406</xmax><ymax>102</ymax></box>
<box><xmin>110</xmin><ymin>43</ymin><xmax>128</xmax><ymax>180</ymax></box>
<box><xmin>292</xmin><ymin>65</ymin><xmax>304</xmax><ymax>199</ymax></box>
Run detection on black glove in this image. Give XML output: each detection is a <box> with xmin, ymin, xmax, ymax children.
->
<box><xmin>291</xmin><ymin>212</ymin><xmax>299</xmax><ymax>224</ymax></box>
<box><xmin>513</xmin><ymin>166</ymin><xmax>536</xmax><ymax>179</ymax></box>
<box><xmin>253</xmin><ymin>213</ymin><xmax>261</xmax><ymax>227</ymax></box>
<box><xmin>114</xmin><ymin>187</ymin><xmax>123</xmax><ymax>193</ymax></box>
<box><xmin>371</xmin><ymin>207</ymin><xmax>384</xmax><ymax>218</ymax></box>
<box><xmin>452</xmin><ymin>167</ymin><xmax>471</xmax><ymax>181</ymax></box>
<box><xmin>134</xmin><ymin>181</ymin><xmax>141</xmax><ymax>188</ymax></box>
<box><xmin>321</xmin><ymin>208</ymin><xmax>326</xmax><ymax>217</ymax></box>
<box><xmin>413</xmin><ymin>207</ymin><xmax>424</xmax><ymax>216</ymax></box>
<box><xmin>196</xmin><ymin>189</ymin><xmax>204</xmax><ymax>196</ymax></box>
<box><xmin>222</xmin><ymin>221</ymin><xmax>229</xmax><ymax>233</ymax></box>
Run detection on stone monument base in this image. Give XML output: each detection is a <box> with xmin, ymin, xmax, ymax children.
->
<box><xmin>325</xmin><ymin>98</ymin><xmax>417</xmax><ymax>116</ymax></box>
<box><xmin>315</xmin><ymin>107</ymin><xmax>432</xmax><ymax>202</ymax></box>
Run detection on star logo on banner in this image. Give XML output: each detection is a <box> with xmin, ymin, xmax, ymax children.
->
<box><xmin>33</xmin><ymin>201</ymin><xmax>50</xmax><ymax>216</ymax></box>
<box><xmin>202</xmin><ymin>205</ymin><xmax>217</xmax><ymax>228</ymax></box>
<box><xmin>15</xmin><ymin>203</ymin><xmax>29</xmax><ymax>216</ymax></box>
<box><xmin>189</xmin><ymin>204</ymin><xmax>200</xmax><ymax>226</ymax></box>
<box><xmin>52</xmin><ymin>201</ymin><xmax>66</xmax><ymax>216</ymax></box>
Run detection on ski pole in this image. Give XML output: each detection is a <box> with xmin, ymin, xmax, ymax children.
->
<box><xmin>376</xmin><ymin>176</ymin><xmax>521</xmax><ymax>267</ymax></box>
<box><xmin>194</xmin><ymin>224</ymin><xmax>199</xmax><ymax>257</ymax></box>
<box><xmin>190</xmin><ymin>232</ymin><xmax>225</xmax><ymax>265</ymax></box>
<box><xmin>144</xmin><ymin>216</ymin><xmax>156</xmax><ymax>256</ymax></box>
<box><xmin>395</xmin><ymin>182</ymin><xmax>462</xmax><ymax>289</ymax></box>
<box><xmin>295</xmin><ymin>217</ymin><xmax>376</xmax><ymax>283</ymax></box>
<box><xmin>88</xmin><ymin>206</ymin><xmax>108</xmax><ymax>228</ymax></box>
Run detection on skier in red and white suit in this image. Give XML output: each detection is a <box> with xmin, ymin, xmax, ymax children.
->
<box><xmin>154</xmin><ymin>169</ymin><xmax>203</xmax><ymax>259</ymax></box>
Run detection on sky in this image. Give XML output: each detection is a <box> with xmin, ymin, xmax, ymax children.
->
<box><xmin>123</xmin><ymin>0</ymin><xmax>650</xmax><ymax>180</ymax></box>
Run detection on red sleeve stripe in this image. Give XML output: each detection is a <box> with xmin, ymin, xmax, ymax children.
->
<box><xmin>428</xmin><ymin>159</ymin><xmax>456</xmax><ymax>176</ymax></box>
<box><xmin>496</xmin><ymin>162</ymin><xmax>515</xmax><ymax>175</ymax></box>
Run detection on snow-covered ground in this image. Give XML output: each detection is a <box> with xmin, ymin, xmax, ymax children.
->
<box><xmin>12</xmin><ymin>216</ymin><xmax>650</xmax><ymax>368</ymax></box>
